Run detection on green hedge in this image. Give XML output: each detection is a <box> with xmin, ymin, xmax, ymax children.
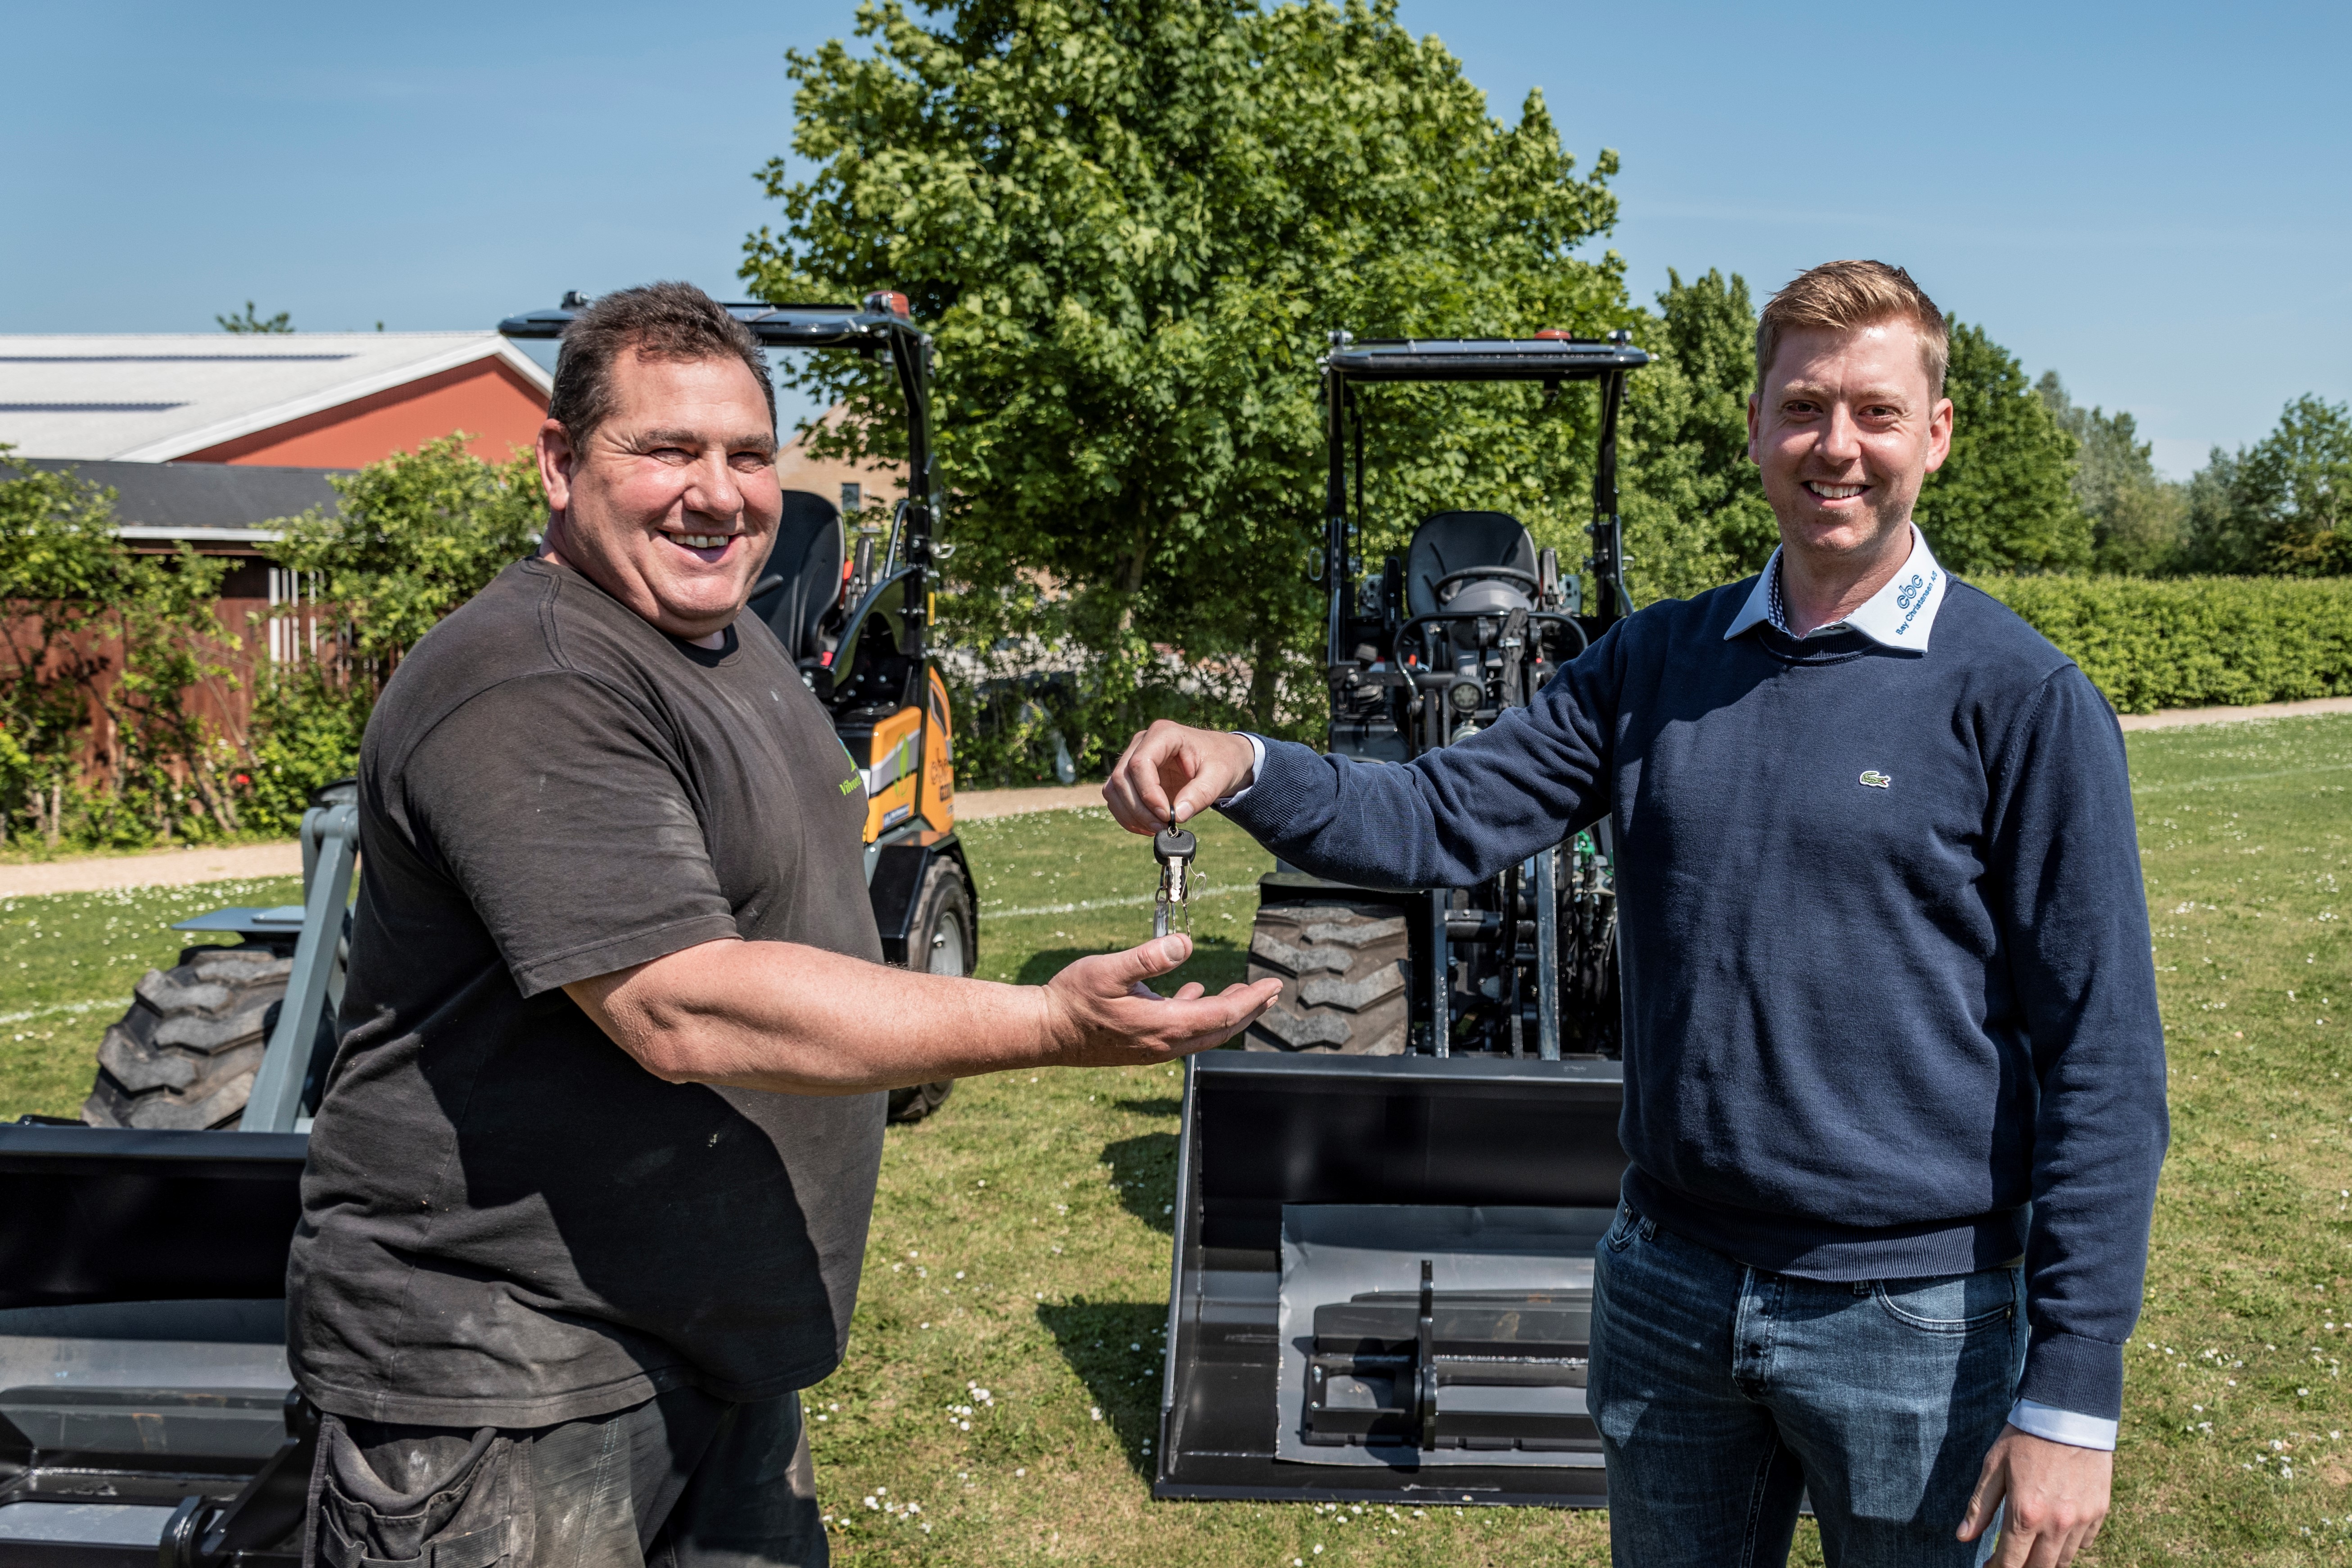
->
<box><xmin>1972</xmin><ymin>574</ymin><xmax>2352</xmax><ymax>714</ymax></box>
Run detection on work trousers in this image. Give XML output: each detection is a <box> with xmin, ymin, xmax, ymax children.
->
<box><xmin>303</xmin><ymin>1385</ymin><xmax>824</xmax><ymax>1568</ymax></box>
<box><xmin>1587</xmin><ymin>1201</ymin><xmax>2027</xmax><ymax>1568</ymax></box>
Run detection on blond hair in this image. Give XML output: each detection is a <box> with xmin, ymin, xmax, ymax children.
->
<box><xmin>1755</xmin><ymin>260</ymin><xmax>1948</xmax><ymax>398</ymax></box>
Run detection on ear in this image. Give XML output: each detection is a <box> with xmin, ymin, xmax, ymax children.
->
<box><xmin>537</xmin><ymin>419</ymin><xmax>577</xmax><ymax>513</ymax></box>
<box><xmin>1923</xmin><ymin>396</ymin><xmax>1955</xmax><ymax>475</ymax></box>
<box><xmin>1745</xmin><ymin>391</ymin><xmax>1762</xmax><ymax>465</ymax></box>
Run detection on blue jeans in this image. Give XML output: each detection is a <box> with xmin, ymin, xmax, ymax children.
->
<box><xmin>1588</xmin><ymin>1202</ymin><xmax>2026</xmax><ymax>1568</ymax></box>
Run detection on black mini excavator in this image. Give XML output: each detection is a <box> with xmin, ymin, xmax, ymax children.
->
<box><xmin>1156</xmin><ymin>330</ymin><xmax>1651</xmax><ymax>1509</ymax></box>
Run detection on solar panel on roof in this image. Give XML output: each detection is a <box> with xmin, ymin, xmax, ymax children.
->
<box><xmin>0</xmin><ymin>402</ymin><xmax>189</xmax><ymax>413</ymax></box>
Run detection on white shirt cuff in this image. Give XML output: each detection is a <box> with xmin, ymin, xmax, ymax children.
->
<box><xmin>1214</xmin><ymin>732</ymin><xmax>1266</xmax><ymax>808</ymax></box>
<box><xmin>2007</xmin><ymin>1399</ymin><xmax>2117</xmax><ymax>1451</ymax></box>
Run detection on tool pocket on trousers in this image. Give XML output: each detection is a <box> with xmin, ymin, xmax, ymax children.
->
<box><xmin>313</xmin><ymin>1417</ymin><xmax>522</xmax><ymax>1568</ymax></box>
<box><xmin>1871</xmin><ymin>1269</ymin><xmax>2018</xmax><ymax>1335</ymax></box>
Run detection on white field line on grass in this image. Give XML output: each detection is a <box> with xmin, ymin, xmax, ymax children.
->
<box><xmin>2132</xmin><ymin>762</ymin><xmax>2352</xmax><ymax>796</ymax></box>
<box><xmin>0</xmin><ymin>996</ymin><xmax>127</xmax><ymax>1027</ymax></box>
<box><xmin>984</xmin><ymin>883</ymin><xmax>1254</xmax><ymax>920</ymax></box>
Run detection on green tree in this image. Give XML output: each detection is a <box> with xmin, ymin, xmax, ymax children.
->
<box><xmin>273</xmin><ymin>434</ymin><xmax>545</xmax><ymax>669</ymax></box>
<box><xmin>1917</xmin><ymin>323</ymin><xmax>2089</xmax><ymax>574</ymax></box>
<box><xmin>2033</xmin><ymin>372</ymin><xmax>2185</xmax><ymax>574</ymax></box>
<box><xmin>252</xmin><ymin>435</ymin><xmax>544</xmax><ymax>823</ymax></box>
<box><xmin>0</xmin><ymin>450</ymin><xmax>241</xmax><ymax>846</ymax></box>
<box><xmin>1618</xmin><ymin>268</ymin><xmax>1777</xmax><ymax>602</ymax></box>
<box><xmin>2176</xmin><ymin>446</ymin><xmax>2255</xmax><ymax>574</ymax></box>
<box><xmin>2174</xmin><ymin>397</ymin><xmax>2352</xmax><ymax>577</ymax></box>
<box><xmin>2233</xmin><ymin>395</ymin><xmax>2351</xmax><ymax>575</ymax></box>
<box><xmin>745</xmin><ymin>0</ymin><xmax>1629</xmax><ymax>748</ymax></box>
<box><xmin>109</xmin><ymin>546</ymin><xmax>242</xmax><ymax>840</ymax></box>
<box><xmin>0</xmin><ymin>452</ymin><xmax>124</xmax><ymax>841</ymax></box>
<box><xmin>218</xmin><ymin>301</ymin><xmax>293</xmax><ymax>334</ymax></box>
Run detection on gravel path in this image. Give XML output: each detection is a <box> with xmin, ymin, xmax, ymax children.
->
<box><xmin>4</xmin><ymin>697</ymin><xmax>2344</xmax><ymax>898</ymax></box>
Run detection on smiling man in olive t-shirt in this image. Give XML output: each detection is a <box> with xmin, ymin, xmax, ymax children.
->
<box><xmin>286</xmin><ymin>283</ymin><xmax>1280</xmax><ymax>1568</ymax></box>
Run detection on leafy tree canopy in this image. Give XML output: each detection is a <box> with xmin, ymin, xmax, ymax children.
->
<box><xmin>272</xmin><ymin>434</ymin><xmax>544</xmax><ymax>669</ymax></box>
<box><xmin>746</xmin><ymin>0</ymin><xmax>1631</xmax><ymax>740</ymax></box>
<box><xmin>2035</xmin><ymin>371</ymin><xmax>2185</xmax><ymax>574</ymax></box>
<box><xmin>1918</xmin><ymin>322</ymin><xmax>2088</xmax><ymax>575</ymax></box>
<box><xmin>0</xmin><ymin>451</ymin><xmax>131</xmax><ymax>784</ymax></box>
<box><xmin>2225</xmin><ymin>395</ymin><xmax>2351</xmax><ymax>575</ymax></box>
<box><xmin>1617</xmin><ymin>268</ymin><xmax>1777</xmax><ymax>602</ymax></box>
<box><xmin>2174</xmin><ymin>396</ymin><xmax>2352</xmax><ymax>577</ymax></box>
<box><xmin>218</xmin><ymin>301</ymin><xmax>293</xmax><ymax>334</ymax></box>
<box><xmin>0</xmin><ymin>449</ymin><xmax>240</xmax><ymax>843</ymax></box>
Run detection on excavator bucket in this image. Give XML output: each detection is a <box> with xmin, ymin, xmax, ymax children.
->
<box><xmin>1153</xmin><ymin>1051</ymin><xmax>1625</xmax><ymax>1507</ymax></box>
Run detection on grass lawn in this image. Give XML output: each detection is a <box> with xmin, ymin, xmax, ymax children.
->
<box><xmin>3</xmin><ymin>717</ymin><xmax>2350</xmax><ymax>1563</ymax></box>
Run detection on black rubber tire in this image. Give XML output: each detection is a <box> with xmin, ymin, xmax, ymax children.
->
<box><xmin>81</xmin><ymin>945</ymin><xmax>292</xmax><ymax>1130</ymax></box>
<box><xmin>1243</xmin><ymin>899</ymin><xmax>1411</xmax><ymax>1054</ymax></box>
<box><xmin>887</xmin><ymin>859</ymin><xmax>973</xmax><ymax>1124</ymax></box>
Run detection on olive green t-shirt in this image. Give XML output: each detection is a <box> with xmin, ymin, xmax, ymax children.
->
<box><xmin>288</xmin><ymin>557</ymin><xmax>886</xmax><ymax>1428</ymax></box>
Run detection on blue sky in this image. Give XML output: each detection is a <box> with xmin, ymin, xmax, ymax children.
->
<box><xmin>4</xmin><ymin>1</ymin><xmax>2343</xmax><ymax>477</ymax></box>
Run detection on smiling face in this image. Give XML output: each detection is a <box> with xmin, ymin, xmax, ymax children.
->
<box><xmin>1746</xmin><ymin>320</ymin><xmax>1953</xmax><ymax>573</ymax></box>
<box><xmin>536</xmin><ymin>349</ymin><xmax>781</xmax><ymax>642</ymax></box>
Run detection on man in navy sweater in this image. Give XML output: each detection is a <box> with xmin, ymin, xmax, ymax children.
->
<box><xmin>1104</xmin><ymin>261</ymin><xmax>2166</xmax><ymax>1567</ymax></box>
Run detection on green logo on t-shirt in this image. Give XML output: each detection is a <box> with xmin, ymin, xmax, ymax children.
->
<box><xmin>1859</xmin><ymin>770</ymin><xmax>1892</xmax><ymax>789</ymax></box>
<box><xmin>840</xmin><ymin>774</ymin><xmax>859</xmax><ymax>796</ymax></box>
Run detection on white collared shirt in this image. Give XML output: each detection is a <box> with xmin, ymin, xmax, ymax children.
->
<box><xmin>1724</xmin><ymin>523</ymin><xmax>1946</xmax><ymax>650</ymax></box>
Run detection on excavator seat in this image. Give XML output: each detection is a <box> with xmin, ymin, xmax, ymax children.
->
<box><xmin>1404</xmin><ymin>511</ymin><xmax>1539</xmax><ymax>618</ymax></box>
<box><xmin>748</xmin><ymin>490</ymin><xmax>847</xmax><ymax>661</ymax></box>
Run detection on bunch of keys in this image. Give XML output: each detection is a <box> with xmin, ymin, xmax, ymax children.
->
<box><xmin>1153</xmin><ymin>820</ymin><xmax>1199</xmax><ymax>938</ymax></box>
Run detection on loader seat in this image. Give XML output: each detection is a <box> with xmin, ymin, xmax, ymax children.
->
<box><xmin>748</xmin><ymin>490</ymin><xmax>847</xmax><ymax>661</ymax></box>
<box><xmin>1405</xmin><ymin>511</ymin><xmax>1539</xmax><ymax>618</ymax></box>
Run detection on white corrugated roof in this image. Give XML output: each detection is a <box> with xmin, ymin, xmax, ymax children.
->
<box><xmin>0</xmin><ymin>333</ymin><xmax>552</xmax><ymax>461</ymax></box>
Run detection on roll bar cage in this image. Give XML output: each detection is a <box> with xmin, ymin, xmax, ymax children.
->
<box><xmin>1318</xmin><ymin>331</ymin><xmax>1651</xmax><ymax>663</ymax></box>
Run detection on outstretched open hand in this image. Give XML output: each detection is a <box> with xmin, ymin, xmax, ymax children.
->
<box><xmin>1042</xmin><ymin>933</ymin><xmax>1280</xmax><ymax>1066</ymax></box>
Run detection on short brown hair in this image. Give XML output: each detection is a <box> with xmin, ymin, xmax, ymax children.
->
<box><xmin>546</xmin><ymin>281</ymin><xmax>773</xmax><ymax>443</ymax></box>
<box><xmin>1755</xmin><ymin>260</ymin><xmax>1948</xmax><ymax>398</ymax></box>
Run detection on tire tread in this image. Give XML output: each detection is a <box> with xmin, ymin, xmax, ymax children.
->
<box><xmin>1243</xmin><ymin>899</ymin><xmax>1411</xmax><ymax>1055</ymax></box>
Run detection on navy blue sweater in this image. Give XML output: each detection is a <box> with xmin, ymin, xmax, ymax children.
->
<box><xmin>1225</xmin><ymin>577</ymin><xmax>2168</xmax><ymax>1419</ymax></box>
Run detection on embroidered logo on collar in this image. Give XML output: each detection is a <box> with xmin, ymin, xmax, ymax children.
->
<box><xmin>1894</xmin><ymin>568</ymin><xmax>1940</xmax><ymax>638</ymax></box>
<box><xmin>1859</xmin><ymin>770</ymin><xmax>1892</xmax><ymax>789</ymax></box>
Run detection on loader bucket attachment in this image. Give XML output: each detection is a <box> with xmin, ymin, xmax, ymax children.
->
<box><xmin>1154</xmin><ymin>1052</ymin><xmax>1625</xmax><ymax>1507</ymax></box>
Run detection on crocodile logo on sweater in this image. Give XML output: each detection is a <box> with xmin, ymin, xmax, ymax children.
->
<box><xmin>1859</xmin><ymin>770</ymin><xmax>1892</xmax><ymax>789</ymax></box>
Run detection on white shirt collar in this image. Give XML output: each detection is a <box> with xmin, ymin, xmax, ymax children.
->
<box><xmin>1723</xmin><ymin>524</ymin><xmax>1946</xmax><ymax>651</ymax></box>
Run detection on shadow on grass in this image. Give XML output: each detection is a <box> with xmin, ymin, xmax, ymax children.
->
<box><xmin>1013</xmin><ymin>939</ymin><xmax>1248</xmax><ymax>993</ymax></box>
<box><xmin>1100</xmin><ymin>1133</ymin><xmax>1177</xmax><ymax>1234</ymax></box>
<box><xmin>1113</xmin><ymin>1097</ymin><xmax>1181</xmax><ymax>1116</ymax></box>
<box><xmin>1016</xmin><ymin>947</ymin><xmax>1104</xmax><ymax>985</ymax></box>
<box><xmin>1036</xmin><ymin>1300</ymin><xmax>1172</xmax><ymax>1478</ymax></box>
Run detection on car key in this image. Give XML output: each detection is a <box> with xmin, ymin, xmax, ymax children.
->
<box><xmin>1153</xmin><ymin>822</ymin><xmax>1199</xmax><ymax>939</ymax></box>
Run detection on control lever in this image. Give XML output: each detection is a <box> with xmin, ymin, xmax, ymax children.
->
<box><xmin>1153</xmin><ymin>823</ymin><xmax>1198</xmax><ymax>939</ymax></box>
